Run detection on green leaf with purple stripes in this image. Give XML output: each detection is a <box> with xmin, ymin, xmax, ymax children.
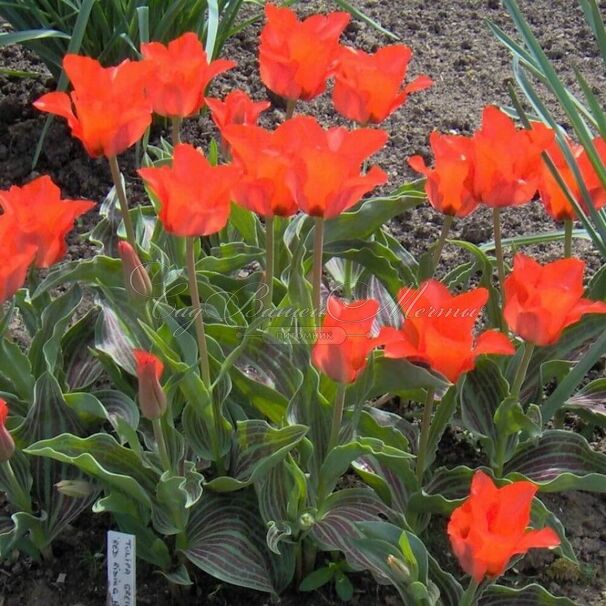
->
<box><xmin>13</xmin><ymin>373</ymin><xmax>96</xmax><ymax>547</ymax></box>
<box><xmin>562</xmin><ymin>378</ymin><xmax>606</xmax><ymax>427</ymax></box>
<box><xmin>310</xmin><ymin>488</ymin><xmax>398</xmax><ymax>571</ymax></box>
<box><xmin>505</xmin><ymin>430</ymin><xmax>606</xmax><ymax>492</ymax></box>
<box><xmin>205</xmin><ymin>420</ymin><xmax>308</xmax><ymax>492</ymax></box>
<box><xmin>479</xmin><ymin>583</ymin><xmax>576</xmax><ymax>605</ymax></box>
<box><xmin>182</xmin><ymin>491</ymin><xmax>294</xmax><ymax>595</ymax></box>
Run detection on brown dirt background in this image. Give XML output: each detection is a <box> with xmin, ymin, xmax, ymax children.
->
<box><xmin>1</xmin><ymin>0</ymin><xmax>606</xmax><ymax>604</ymax></box>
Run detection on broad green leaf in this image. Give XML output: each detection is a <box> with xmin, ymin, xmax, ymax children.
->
<box><xmin>182</xmin><ymin>491</ymin><xmax>293</xmax><ymax>595</ymax></box>
<box><xmin>480</xmin><ymin>583</ymin><xmax>576</xmax><ymax>605</ymax></box>
<box><xmin>505</xmin><ymin>430</ymin><xmax>606</xmax><ymax>492</ymax></box>
<box><xmin>206</xmin><ymin>420</ymin><xmax>307</xmax><ymax>492</ymax></box>
<box><xmin>311</xmin><ymin>488</ymin><xmax>398</xmax><ymax>572</ymax></box>
<box><xmin>25</xmin><ymin>433</ymin><xmax>157</xmax><ymax>509</ymax></box>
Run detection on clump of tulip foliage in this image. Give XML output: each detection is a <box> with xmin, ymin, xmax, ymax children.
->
<box><xmin>0</xmin><ymin>4</ymin><xmax>605</xmax><ymax>604</ymax></box>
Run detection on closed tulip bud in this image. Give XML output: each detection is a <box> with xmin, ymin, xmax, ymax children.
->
<box><xmin>386</xmin><ymin>555</ymin><xmax>411</xmax><ymax>582</ymax></box>
<box><xmin>0</xmin><ymin>399</ymin><xmax>15</xmax><ymax>463</ymax></box>
<box><xmin>118</xmin><ymin>241</ymin><xmax>152</xmax><ymax>299</ymax></box>
<box><xmin>55</xmin><ymin>479</ymin><xmax>95</xmax><ymax>498</ymax></box>
<box><xmin>298</xmin><ymin>512</ymin><xmax>315</xmax><ymax>531</ymax></box>
<box><xmin>133</xmin><ymin>350</ymin><xmax>166</xmax><ymax>420</ymax></box>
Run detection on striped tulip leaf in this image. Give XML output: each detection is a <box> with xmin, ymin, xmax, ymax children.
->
<box><xmin>182</xmin><ymin>491</ymin><xmax>294</xmax><ymax>595</ymax></box>
<box><xmin>206</xmin><ymin>420</ymin><xmax>308</xmax><ymax>492</ymax></box>
<box><xmin>61</xmin><ymin>309</ymin><xmax>104</xmax><ymax>391</ymax></box>
<box><xmin>12</xmin><ymin>373</ymin><xmax>96</xmax><ymax>548</ymax></box>
<box><xmin>562</xmin><ymin>378</ymin><xmax>606</xmax><ymax>427</ymax></box>
<box><xmin>324</xmin><ymin>182</ymin><xmax>424</xmax><ymax>245</ymax></box>
<box><xmin>459</xmin><ymin>358</ymin><xmax>510</xmax><ymax>462</ymax></box>
<box><xmin>352</xmin><ymin>521</ymin><xmax>462</xmax><ymax>606</ymax></box>
<box><xmin>29</xmin><ymin>286</ymin><xmax>82</xmax><ymax>378</ymax></box>
<box><xmin>505</xmin><ymin>430</ymin><xmax>606</xmax><ymax>492</ymax></box>
<box><xmin>25</xmin><ymin>432</ymin><xmax>158</xmax><ymax>509</ymax></box>
<box><xmin>310</xmin><ymin>488</ymin><xmax>398</xmax><ymax>571</ymax></box>
<box><xmin>479</xmin><ymin>583</ymin><xmax>576</xmax><ymax>605</ymax></box>
<box><xmin>319</xmin><ymin>438</ymin><xmax>413</xmax><ymax>502</ymax></box>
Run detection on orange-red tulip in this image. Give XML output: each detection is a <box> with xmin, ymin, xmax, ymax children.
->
<box><xmin>380</xmin><ymin>280</ymin><xmax>514</xmax><ymax>382</ymax></box>
<box><xmin>0</xmin><ymin>176</ymin><xmax>94</xmax><ymax>268</ymax></box>
<box><xmin>138</xmin><ymin>144</ymin><xmax>239</xmax><ymax>237</ymax></box>
<box><xmin>471</xmin><ymin>106</ymin><xmax>553</xmax><ymax>208</ymax></box>
<box><xmin>539</xmin><ymin>136</ymin><xmax>606</xmax><ymax>221</ymax></box>
<box><xmin>504</xmin><ymin>253</ymin><xmax>606</xmax><ymax>346</ymax></box>
<box><xmin>0</xmin><ymin>215</ymin><xmax>36</xmax><ymax>304</ymax></box>
<box><xmin>408</xmin><ymin>132</ymin><xmax>477</xmax><ymax>217</ymax></box>
<box><xmin>0</xmin><ymin>399</ymin><xmax>15</xmax><ymax>463</ymax></box>
<box><xmin>34</xmin><ymin>55</ymin><xmax>153</xmax><ymax>158</ymax></box>
<box><xmin>448</xmin><ymin>470</ymin><xmax>560</xmax><ymax>583</ymax></box>
<box><xmin>333</xmin><ymin>44</ymin><xmax>432</xmax><ymax>125</ymax></box>
<box><xmin>259</xmin><ymin>4</ymin><xmax>350</xmax><ymax>102</ymax></box>
<box><xmin>206</xmin><ymin>90</ymin><xmax>270</xmax><ymax>133</ymax></box>
<box><xmin>279</xmin><ymin>116</ymin><xmax>388</xmax><ymax>219</ymax></box>
<box><xmin>134</xmin><ymin>350</ymin><xmax>166</xmax><ymax>420</ymax></box>
<box><xmin>223</xmin><ymin>123</ymin><xmax>298</xmax><ymax>217</ymax></box>
<box><xmin>312</xmin><ymin>297</ymin><xmax>380</xmax><ymax>383</ymax></box>
<box><xmin>141</xmin><ymin>33</ymin><xmax>235</xmax><ymax>118</ymax></box>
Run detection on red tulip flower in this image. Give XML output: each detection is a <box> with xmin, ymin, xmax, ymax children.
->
<box><xmin>206</xmin><ymin>90</ymin><xmax>270</xmax><ymax>133</ymax></box>
<box><xmin>279</xmin><ymin>116</ymin><xmax>388</xmax><ymax>219</ymax></box>
<box><xmin>0</xmin><ymin>399</ymin><xmax>15</xmax><ymax>463</ymax></box>
<box><xmin>539</xmin><ymin>136</ymin><xmax>606</xmax><ymax>221</ymax></box>
<box><xmin>141</xmin><ymin>33</ymin><xmax>235</xmax><ymax>118</ymax></box>
<box><xmin>134</xmin><ymin>350</ymin><xmax>166</xmax><ymax>420</ymax></box>
<box><xmin>471</xmin><ymin>106</ymin><xmax>553</xmax><ymax>208</ymax></box>
<box><xmin>380</xmin><ymin>280</ymin><xmax>514</xmax><ymax>382</ymax></box>
<box><xmin>504</xmin><ymin>253</ymin><xmax>606</xmax><ymax>346</ymax></box>
<box><xmin>312</xmin><ymin>297</ymin><xmax>380</xmax><ymax>383</ymax></box>
<box><xmin>448</xmin><ymin>470</ymin><xmax>560</xmax><ymax>583</ymax></box>
<box><xmin>259</xmin><ymin>4</ymin><xmax>350</xmax><ymax>102</ymax></box>
<box><xmin>333</xmin><ymin>44</ymin><xmax>432</xmax><ymax>125</ymax></box>
<box><xmin>34</xmin><ymin>55</ymin><xmax>153</xmax><ymax>158</ymax></box>
<box><xmin>223</xmin><ymin>123</ymin><xmax>299</xmax><ymax>217</ymax></box>
<box><xmin>138</xmin><ymin>144</ymin><xmax>239</xmax><ymax>237</ymax></box>
<box><xmin>0</xmin><ymin>176</ymin><xmax>94</xmax><ymax>268</ymax></box>
<box><xmin>0</xmin><ymin>215</ymin><xmax>36</xmax><ymax>304</ymax></box>
<box><xmin>408</xmin><ymin>132</ymin><xmax>477</xmax><ymax>217</ymax></box>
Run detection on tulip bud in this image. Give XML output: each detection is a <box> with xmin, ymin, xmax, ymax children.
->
<box><xmin>133</xmin><ymin>350</ymin><xmax>167</xmax><ymax>420</ymax></box>
<box><xmin>0</xmin><ymin>399</ymin><xmax>15</xmax><ymax>463</ymax></box>
<box><xmin>298</xmin><ymin>512</ymin><xmax>316</xmax><ymax>531</ymax></box>
<box><xmin>55</xmin><ymin>479</ymin><xmax>95</xmax><ymax>498</ymax></box>
<box><xmin>118</xmin><ymin>241</ymin><xmax>152</xmax><ymax>300</ymax></box>
<box><xmin>386</xmin><ymin>555</ymin><xmax>411</xmax><ymax>582</ymax></box>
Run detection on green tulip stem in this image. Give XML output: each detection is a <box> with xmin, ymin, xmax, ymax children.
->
<box><xmin>327</xmin><ymin>382</ymin><xmax>347</xmax><ymax>453</ymax></box>
<box><xmin>108</xmin><ymin>155</ymin><xmax>137</xmax><ymax>251</ymax></box>
<box><xmin>185</xmin><ymin>237</ymin><xmax>211</xmax><ymax>388</ymax></box>
<box><xmin>171</xmin><ymin>117</ymin><xmax>182</xmax><ymax>146</ymax></box>
<box><xmin>431</xmin><ymin>214</ymin><xmax>454</xmax><ymax>275</ymax></box>
<box><xmin>492</xmin><ymin>207</ymin><xmax>506</xmax><ymax>295</ymax></box>
<box><xmin>312</xmin><ymin>217</ymin><xmax>325</xmax><ymax>324</ymax></box>
<box><xmin>564</xmin><ymin>218</ymin><xmax>573</xmax><ymax>258</ymax></box>
<box><xmin>511</xmin><ymin>342</ymin><xmax>535</xmax><ymax>402</ymax></box>
<box><xmin>152</xmin><ymin>417</ymin><xmax>171</xmax><ymax>474</ymax></box>
<box><xmin>460</xmin><ymin>577</ymin><xmax>480</xmax><ymax>606</ymax></box>
<box><xmin>415</xmin><ymin>388</ymin><xmax>435</xmax><ymax>484</ymax></box>
<box><xmin>263</xmin><ymin>216</ymin><xmax>275</xmax><ymax>311</ymax></box>
<box><xmin>285</xmin><ymin>99</ymin><xmax>297</xmax><ymax>120</ymax></box>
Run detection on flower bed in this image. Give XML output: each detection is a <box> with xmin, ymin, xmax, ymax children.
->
<box><xmin>0</xmin><ymin>1</ymin><xmax>599</xmax><ymax>606</ymax></box>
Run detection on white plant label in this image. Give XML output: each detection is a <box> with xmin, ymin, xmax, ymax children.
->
<box><xmin>107</xmin><ymin>531</ymin><xmax>136</xmax><ymax>606</ymax></box>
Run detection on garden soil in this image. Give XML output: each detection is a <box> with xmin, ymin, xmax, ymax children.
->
<box><xmin>1</xmin><ymin>0</ymin><xmax>606</xmax><ymax>604</ymax></box>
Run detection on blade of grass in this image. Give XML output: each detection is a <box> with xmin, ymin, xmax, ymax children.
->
<box><xmin>333</xmin><ymin>0</ymin><xmax>398</xmax><ymax>40</ymax></box>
